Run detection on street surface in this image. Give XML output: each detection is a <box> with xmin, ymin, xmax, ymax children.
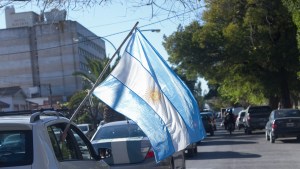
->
<box><xmin>186</xmin><ymin>122</ymin><xmax>300</xmax><ymax>169</ymax></box>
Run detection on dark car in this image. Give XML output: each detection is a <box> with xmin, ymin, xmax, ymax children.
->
<box><xmin>200</xmin><ymin>113</ymin><xmax>214</xmax><ymax>136</ymax></box>
<box><xmin>243</xmin><ymin>105</ymin><xmax>272</xmax><ymax>134</ymax></box>
<box><xmin>265</xmin><ymin>109</ymin><xmax>300</xmax><ymax>143</ymax></box>
<box><xmin>201</xmin><ymin>111</ymin><xmax>217</xmax><ymax>131</ymax></box>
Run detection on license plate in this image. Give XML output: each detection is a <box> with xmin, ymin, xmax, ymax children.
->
<box><xmin>259</xmin><ymin>122</ymin><xmax>266</xmax><ymax>126</ymax></box>
<box><xmin>286</xmin><ymin>123</ymin><xmax>294</xmax><ymax>127</ymax></box>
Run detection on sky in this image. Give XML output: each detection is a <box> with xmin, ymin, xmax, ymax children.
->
<box><xmin>0</xmin><ymin>1</ymin><xmax>208</xmax><ymax>94</ymax></box>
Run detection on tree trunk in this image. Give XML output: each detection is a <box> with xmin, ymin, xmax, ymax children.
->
<box><xmin>280</xmin><ymin>67</ymin><xmax>292</xmax><ymax>108</ymax></box>
<box><xmin>268</xmin><ymin>94</ymin><xmax>279</xmax><ymax>110</ymax></box>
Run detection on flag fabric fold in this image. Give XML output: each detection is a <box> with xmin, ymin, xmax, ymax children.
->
<box><xmin>93</xmin><ymin>28</ymin><xmax>206</xmax><ymax>162</ymax></box>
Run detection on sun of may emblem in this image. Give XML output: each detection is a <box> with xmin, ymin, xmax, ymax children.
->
<box><xmin>148</xmin><ymin>90</ymin><xmax>161</xmax><ymax>103</ymax></box>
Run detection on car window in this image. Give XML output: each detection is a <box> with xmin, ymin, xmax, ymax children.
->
<box><xmin>275</xmin><ymin>110</ymin><xmax>300</xmax><ymax>118</ymax></box>
<box><xmin>240</xmin><ymin>112</ymin><xmax>245</xmax><ymax>117</ymax></box>
<box><xmin>78</xmin><ymin>125</ymin><xmax>89</xmax><ymax>132</ymax></box>
<box><xmin>93</xmin><ymin>124</ymin><xmax>146</xmax><ymax>140</ymax></box>
<box><xmin>201</xmin><ymin>114</ymin><xmax>209</xmax><ymax>120</ymax></box>
<box><xmin>0</xmin><ymin>130</ymin><xmax>33</xmax><ymax>167</ymax></box>
<box><xmin>47</xmin><ymin>123</ymin><xmax>95</xmax><ymax>161</ymax></box>
<box><xmin>248</xmin><ymin>106</ymin><xmax>272</xmax><ymax>116</ymax></box>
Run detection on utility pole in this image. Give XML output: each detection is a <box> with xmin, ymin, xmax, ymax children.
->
<box><xmin>48</xmin><ymin>84</ymin><xmax>52</xmax><ymax>108</ymax></box>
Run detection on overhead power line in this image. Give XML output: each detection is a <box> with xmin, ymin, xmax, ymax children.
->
<box><xmin>0</xmin><ymin>6</ymin><xmax>204</xmax><ymax>56</ymax></box>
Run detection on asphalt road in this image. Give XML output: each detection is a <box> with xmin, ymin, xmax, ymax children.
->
<box><xmin>185</xmin><ymin>123</ymin><xmax>300</xmax><ymax>169</ymax></box>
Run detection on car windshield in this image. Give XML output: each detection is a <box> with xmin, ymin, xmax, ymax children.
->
<box><xmin>93</xmin><ymin>123</ymin><xmax>146</xmax><ymax>140</ymax></box>
<box><xmin>275</xmin><ymin>109</ymin><xmax>300</xmax><ymax>118</ymax></box>
<box><xmin>201</xmin><ymin>114</ymin><xmax>210</xmax><ymax>120</ymax></box>
<box><xmin>249</xmin><ymin>106</ymin><xmax>272</xmax><ymax>116</ymax></box>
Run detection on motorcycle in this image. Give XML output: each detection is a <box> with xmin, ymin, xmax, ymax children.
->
<box><xmin>227</xmin><ymin>122</ymin><xmax>235</xmax><ymax>135</ymax></box>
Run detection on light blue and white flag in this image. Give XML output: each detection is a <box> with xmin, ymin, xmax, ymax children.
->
<box><xmin>93</xmin><ymin>29</ymin><xmax>206</xmax><ymax>162</ymax></box>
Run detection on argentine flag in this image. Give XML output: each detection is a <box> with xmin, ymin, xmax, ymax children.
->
<box><xmin>93</xmin><ymin>29</ymin><xmax>206</xmax><ymax>162</ymax></box>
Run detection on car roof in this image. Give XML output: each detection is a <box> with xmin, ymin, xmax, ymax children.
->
<box><xmin>0</xmin><ymin>110</ymin><xmax>70</xmax><ymax>125</ymax></box>
<box><xmin>200</xmin><ymin>112</ymin><xmax>213</xmax><ymax>115</ymax></box>
<box><xmin>273</xmin><ymin>108</ymin><xmax>299</xmax><ymax>113</ymax></box>
<box><xmin>101</xmin><ymin>120</ymin><xmax>136</xmax><ymax>127</ymax></box>
<box><xmin>77</xmin><ymin>123</ymin><xmax>91</xmax><ymax>126</ymax></box>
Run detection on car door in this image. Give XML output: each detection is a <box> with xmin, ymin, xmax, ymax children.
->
<box><xmin>47</xmin><ymin>123</ymin><xmax>109</xmax><ymax>169</ymax></box>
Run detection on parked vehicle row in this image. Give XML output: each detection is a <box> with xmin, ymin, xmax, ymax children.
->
<box><xmin>221</xmin><ymin>106</ymin><xmax>300</xmax><ymax>144</ymax></box>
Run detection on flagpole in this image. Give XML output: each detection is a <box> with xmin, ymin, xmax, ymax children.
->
<box><xmin>61</xmin><ymin>22</ymin><xmax>139</xmax><ymax>140</ymax></box>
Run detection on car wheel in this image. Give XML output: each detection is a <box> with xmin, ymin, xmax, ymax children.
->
<box><xmin>193</xmin><ymin>145</ymin><xmax>197</xmax><ymax>155</ymax></box>
<box><xmin>265</xmin><ymin>130</ymin><xmax>270</xmax><ymax>141</ymax></box>
<box><xmin>296</xmin><ymin>135</ymin><xmax>300</xmax><ymax>142</ymax></box>
<box><xmin>185</xmin><ymin>148</ymin><xmax>194</xmax><ymax>158</ymax></box>
<box><xmin>270</xmin><ymin>132</ymin><xmax>275</xmax><ymax>143</ymax></box>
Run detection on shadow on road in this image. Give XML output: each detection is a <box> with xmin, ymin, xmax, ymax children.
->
<box><xmin>199</xmin><ymin>140</ymin><xmax>257</xmax><ymax>146</ymax></box>
<box><xmin>191</xmin><ymin>151</ymin><xmax>261</xmax><ymax>160</ymax></box>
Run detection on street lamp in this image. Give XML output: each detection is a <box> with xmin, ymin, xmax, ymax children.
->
<box><xmin>140</xmin><ymin>29</ymin><xmax>161</xmax><ymax>33</ymax></box>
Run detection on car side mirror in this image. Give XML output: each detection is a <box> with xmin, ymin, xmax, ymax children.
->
<box><xmin>98</xmin><ymin>148</ymin><xmax>111</xmax><ymax>159</ymax></box>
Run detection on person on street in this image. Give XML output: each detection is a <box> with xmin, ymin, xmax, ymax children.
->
<box><xmin>224</xmin><ymin>108</ymin><xmax>235</xmax><ymax>130</ymax></box>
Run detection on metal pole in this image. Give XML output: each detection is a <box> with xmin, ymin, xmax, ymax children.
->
<box><xmin>61</xmin><ymin>22</ymin><xmax>139</xmax><ymax>140</ymax></box>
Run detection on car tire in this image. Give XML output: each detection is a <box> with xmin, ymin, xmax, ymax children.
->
<box><xmin>265</xmin><ymin>130</ymin><xmax>270</xmax><ymax>141</ymax></box>
<box><xmin>270</xmin><ymin>132</ymin><xmax>275</xmax><ymax>143</ymax></box>
<box><xmin>296</xmin><ymin>135</ymin><xmax>300</xmax><ymax>142</ymax></box>
<box><xmin>193</xmin><ymin>145</ymin><xmax>197</xmax><ymax>155</ymax></box>
<box><xmin>185</xmin><ymin>148</ymin><xmax>194</xmax><ymax>158</ymax></box>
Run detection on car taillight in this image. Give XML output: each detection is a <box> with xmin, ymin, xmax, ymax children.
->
<box><xmin>145</xmin><ymin>149</ymin><xmax>155</xmax><ymax>159</ymax></box>
<box><xmin>272</xmin><ymin>122</ymin><xmax>277</xmax><ymax>129</ymax></box>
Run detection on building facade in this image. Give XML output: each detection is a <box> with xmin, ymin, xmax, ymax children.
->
<box><xmin>0</xmin><ymin>6</ymin><xmax>106</xmax><ymax>106</ymax></box>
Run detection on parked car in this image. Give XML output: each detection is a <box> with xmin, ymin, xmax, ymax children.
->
<box><xmin>201</xmin><ymin>111</ymin><xmax>217</xmax><ymax>130</ymax></box>
<box><xmin>265</xmin><ymin>109</ymin><xmax>300</xmax><ymax>143</ymax></box>
<box><xmin>77</xmin><ymin>123</ymin><xmax>93</xmax><ymax>134</ymax></box>
<box><xmin>200</xmin><ymin>113</ymin><xmax>214</xmax><ymax>136</ymax></box>
<box><xmin>91</xmin><ymin>120</ymin><xmax>185</xmax><ymax>169</ymax></box>
<box><xmin>0</xmin><ymin>109</ymin><xmax>110</xmax><ymax>169</ymax></box>
<box><xmin>243</xmin><ymin>105</ymin><xmax>272</xmax><ymax>134</ymax></box>
<box><xmin>77</xmin><ymin>123</ymin><xmax>95</xmax><ymax>139</ymax></box>
<box><xmin>235</xmin><ymin>110</ymin><xmax>246</xmax><ymax>130</ymax></box>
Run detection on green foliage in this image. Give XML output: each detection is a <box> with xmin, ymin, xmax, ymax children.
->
<box><xmin>282</xmin><ymin>0</ymin><xmax>300</xmax><ymax>78</ymax></box>
<box><xmin>69</xmin><ymin>56</ymin><xmax>111</xmax><ymax>126</ymax></box>
<box><xmin>164</xmin><ymin>0</ymin><xmax>300</xmax><ymax>107</ymax></box>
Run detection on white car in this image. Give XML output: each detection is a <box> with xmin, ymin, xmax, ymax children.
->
<box><xmin>0</xmin><ymin>110</ymin><xmax>110</xmax><ymax>169</ymax></box>
<box><xmin>235</xmin><ymin>110</ymin><xmax>246</xmax><ymax>130</ymax></box>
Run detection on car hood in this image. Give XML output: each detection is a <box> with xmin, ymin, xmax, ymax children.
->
<box><xmin>92</xmin><ymin>137</ymin><xmax>152</xmax><ymax>165</ymax></box>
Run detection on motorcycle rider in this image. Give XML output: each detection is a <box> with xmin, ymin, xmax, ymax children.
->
<box><xmin>224</xmin><ymin>108</ymin><xmax>235</xmax><ymax>130</ymax></box>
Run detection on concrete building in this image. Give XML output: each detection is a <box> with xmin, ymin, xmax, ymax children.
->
<box><xmin>0</xmin><ymin>6</ymin><xmax>106</xmax><ymax>107</ymax></box>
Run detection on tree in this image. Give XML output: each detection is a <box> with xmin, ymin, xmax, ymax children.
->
<box><xmin>281</xmin><ymin>0</ymin><xmax>300</xmax><ymax>80</ymax></box>
<box><xmin>69</xmin><ymin>56</ymin><xmax>124</xmax><ymax>127</ymax></box>
<box><xmin>164</xmin><ymin>0</ymin><xmax>300</xmax><ymax>109</ymax></box>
